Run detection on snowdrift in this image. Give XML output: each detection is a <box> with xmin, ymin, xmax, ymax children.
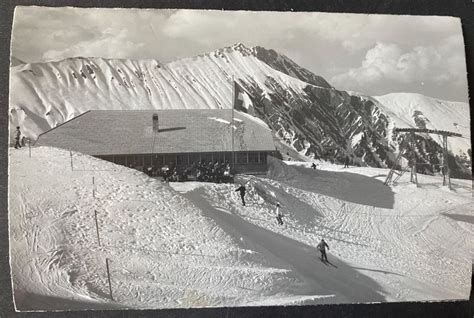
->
<box><xmin>9</xmin><ymin>147</ymin><xmax>317</xmax><ymax>310</ymax></box>
<box><xmin>9</xmin><ymin>147</ymin><xmax>473</xmax><ymax>311</ymax></box>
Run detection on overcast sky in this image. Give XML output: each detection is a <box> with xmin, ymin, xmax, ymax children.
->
<box><xmin>11</xmin><ymin>6</ymin><xmax>469</xmax><ymax>102</ymax></box>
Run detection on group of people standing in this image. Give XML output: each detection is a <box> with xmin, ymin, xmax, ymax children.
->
<box><xmin>142</xmin><ymin>160</ymin><xmax>233</xmax><ymax>183</ymax></box>
<box><xmin>190</xmin><ymin>160</ymin><xmax>232</xmax><ymax>183</ymax></box>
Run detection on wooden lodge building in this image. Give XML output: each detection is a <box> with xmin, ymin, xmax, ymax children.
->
<box><xmin>34</xmin><ymin>109</ymin><xmax>276</xmax><ymax>174</ymax></box>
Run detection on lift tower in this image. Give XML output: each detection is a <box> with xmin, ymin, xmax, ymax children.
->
<box><xmin>384</xmin><ymin>128</ymin><xmax>462</xmax><ymax>189</ymax></box>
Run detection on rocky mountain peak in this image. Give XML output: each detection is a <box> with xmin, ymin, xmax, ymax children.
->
<box><xmin>252</xmin><ymin>46</ymin><xmax>332</xmax><ymax>89</ymax></box>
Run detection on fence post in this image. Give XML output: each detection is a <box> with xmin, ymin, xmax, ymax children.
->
<box><xmin>94</xmin><ymin>210</ymin><xmax>101</xmax><ymax>246</ymax></box>
<box><xmin>105</xmin><ymin>258</ymin><xmax>113</xmax><ymax>301</ymax></box>
<box><xmin>69</xmin><ymin>149</ymin><xmax>73</xmax><ymax>171</ymax></box>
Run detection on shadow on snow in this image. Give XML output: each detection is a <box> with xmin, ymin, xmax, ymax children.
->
<box><xmin>14</xmin><ymin>292</ymin><xmax>124</xmax><ymax>311</ymax></box>
<box><xmin>443</xmin><ymin>213</ymin><xmax>474</xmax><ymax>225</ymax></box>
<box><xmin>186</xmin><ymin>187</ymin><xmax>386</xmax><ymax>304</ymax></box>
<box><xmin>267</xmin><ymin>160</ymin><xmax>395</xmax><ymax>209</ymax></box>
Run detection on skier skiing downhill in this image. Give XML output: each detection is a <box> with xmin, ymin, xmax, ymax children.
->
<box><xmin>235</xmin><ymin>184</ymin><xmax>247</xmax><ymax>206</ymax></box>
<box><xmin>275</xmin><ymin>202</ymin><xmax>284</xmax><ymax>225</ymax></box>
<box><xmin>317</xmin><ymin>239</ymin><xmax>330</xmax><ymax>262</ymax></box>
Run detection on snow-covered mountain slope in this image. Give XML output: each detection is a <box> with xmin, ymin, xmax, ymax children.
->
<box><xmin>372</xmin><ymin>93</ymin><xmax>471</xmax><ymax>156</ymax></box>
<box><xmin>9</xmin><ymin>43</ymin><xmax>308</xmax><ymax>139</ymax></box>
<box><xmin>9</xmin><ymin>147</ymin><xmax>473</xmax><ymax>310</ymax></box>
<box><xmin>9</xmin><ymin>43</ymin><xmax>471</xmax><ymax>176</ymax></box>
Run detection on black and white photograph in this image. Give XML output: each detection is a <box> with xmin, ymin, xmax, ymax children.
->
<box><xmin>8</xmin><ymin>6</ymin><xmax>472</xmax><ymax>311</ymax></box>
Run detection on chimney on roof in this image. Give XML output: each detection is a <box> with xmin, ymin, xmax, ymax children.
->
<box><xmin>152</xmin><ymin>113</ymin><xmax>159</xmax><ymax>133</ymax></box>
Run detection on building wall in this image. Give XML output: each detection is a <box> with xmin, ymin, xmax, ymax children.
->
<box><xmin>233</xmin><ymin>163</ymin><xmax>268</xmax><ymax>175</ymax></box>
<box><xmin>95</xmin><ymin>151</ymin><xmax>271</xmax><ymax>175</ymax></box>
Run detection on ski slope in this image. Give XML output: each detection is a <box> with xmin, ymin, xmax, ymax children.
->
<box><xmin>9</xmin><ymin>147</ymin><xmax>473</xmax><ymax>310</ymax></box>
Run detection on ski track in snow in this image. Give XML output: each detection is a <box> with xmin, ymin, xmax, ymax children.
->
<box><xmin>9</xmin><ymin>147</ymin><xmax>473</xmax><ymax>310</ymax></box>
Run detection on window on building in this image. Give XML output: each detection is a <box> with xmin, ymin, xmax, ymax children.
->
<box><xmin>164</xmin><ymin>154</ymin><xmax>176</xmax><ymax>167</ymax></box>
<box><xmin>213</xmin><ymin>152</ymin><xmax>223</xmax><ymax>163</ymax></box>
<box><xmin>200</xmin><ymin>153</ymin><xmax>213</xmax><ymax>164</ymax></box>
<box><xmin>144</xmin><ymin>155</ymin><xmax>152</xmax><ymax>167</ymax></box>
<box><xmin>114</xmin><ymin>155</ymin><xmax>126</xmax><ymax>166</ymax></box>
<box><xmin>236</xmin><ymin>152</ymin><xmax>248</xmax><ymax>164</ymax></box>
<box><xmin>188</xmin><ymin>153</ymin><xmax>200</xmax><ymax>166</ymax></box>
<box><xmin>131</xmin><ymin>155</ymin><xmax>140</xmax><ymax>166</ymax></box>
<box><xmin>248</xmin><ymin>152</ymin><xmax>259</xmax><ymax>164</ymax></box>
<box><xmin>153</xmin><ymin>155</ymin><xmax>164</xmax><ymax>168</ymax></box>
<box><xmin>224</xmin><ymin>153</ymin><xmax>234</xmax><ymax>163</ymax></box>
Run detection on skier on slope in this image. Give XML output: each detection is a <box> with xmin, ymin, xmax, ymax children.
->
<box><xmin>235</xmin><ymin>184</ymin><xmax>247</xmax><ymax>206</ymax></box>
<box><xmin>311</xmin><ymin>163</ymin><xmax>317</xmax><ymax>170</ymax></box>
<box><xmin>317</xmin><ymin>238</ymin><xmax>330</xmax><ymax>262</ymax></box>
<box><xmin>275</xmin><ymin>202</ymin><xmax>284</xmax><ymax>225</ymax></box>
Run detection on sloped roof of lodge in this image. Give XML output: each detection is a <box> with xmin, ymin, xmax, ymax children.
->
<box><xmin>35</xmin><ymin>109</ymin><xmax>276</xmax><ymax>156</ymax></box>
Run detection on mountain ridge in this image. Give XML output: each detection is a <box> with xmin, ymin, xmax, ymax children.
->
<box><xmin>9</xmin><ymin>43</ymin><xmax>471</xmax><ymax>178</ymax></box>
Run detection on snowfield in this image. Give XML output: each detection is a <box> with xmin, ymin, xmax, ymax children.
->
<box><xmin>9</xmin><ymin>147</ymin><xmax>473</xmax><ymax>311</ymax></box>
<box><xmin>373</xmin><ymin>93</ymin><xmax>471</xmax><ymax>156</ymax></box>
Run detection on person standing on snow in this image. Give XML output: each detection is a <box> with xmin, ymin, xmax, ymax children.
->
<box><xmin>311</xmin><ymin>163</ymin><xmax>317</xmax><ymax>170</ymax></box>
<box><xmin>14</xmin><ymin>126</ymin><xmax>22</xmax><ymax>149</ymax></box>
<box><xmin>344</xmin><ymin>156</ymin><xmax>350</xmax><ymax>168</ymax></box>
<box><xmin>275</xmin><ymin>202</ymin><xmax>284</xmax><ymax>225</ymax></box>
<box><xmin>235</xmin><ymin>184</ymin><xmax>247</xmax><ymax>206</ymax></box>
<box><xmin>317</xmin><ymin>238</ymin><xmax>330</xmax><ymax>262</ymax></box>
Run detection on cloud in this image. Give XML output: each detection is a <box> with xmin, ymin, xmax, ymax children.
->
<box><xmin>12</xmin><ymin>7</ymin><xmax>463</xmax><ymax>64</ymax></box>
<box><xmin>331</xmin><ymin>35</ymin><xmax>467</xmax><ymax>95</ymax></box>
<box><xmin>42</xmin><ymin>28</ymin><xmax>145</xmax><ymax>61</ymax></box>
<box><xmin>10</xmin><ymin>7</ymin><xmax>468</xmax><ymax>101</ymax></box>
<box><xmin>12</xmin><ymin>6</ymin><xmax>172</xmax><ymax>62</ymax></box>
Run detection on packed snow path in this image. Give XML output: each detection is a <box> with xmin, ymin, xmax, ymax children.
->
<box><xmin>9</xmin><ymin>147</ymin><xmax>473</xmax><ymax>310</ymax></box>
<box><xmin>176</xmin><ymin>158</ymin><xmax>473</xmax><ymax>303</ymax></box>
<box><xmin>182</xmin><ymin>187</ymin><xmax>385</xmax><ymax>303</ymax></box>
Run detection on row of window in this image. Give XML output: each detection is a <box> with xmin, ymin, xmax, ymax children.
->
<box><xmin>99</xmin><ymin>151</ymin><xmax>268</xmax><ymax>167</ymax></box>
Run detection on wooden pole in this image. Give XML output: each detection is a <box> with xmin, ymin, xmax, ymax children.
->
<box><xmin>443</xmin><ymin>135</ymin><xmax>452</xmax><ymax>190</ymax></box>
<box><xmin>92</xmin><ymin>176</ymin><xmax>95</xmax><ymax>198</ymax></box>
<box><xmin>105</xmin><ymin>258</ymin><xmax>113</xmax><ymax>301</ymax></box>
<box><xmin>442</xmin><ymin>135</ymin><xmax>448</xmax><ymax>186</ymax></box>
<box><xmin>410</xmin><ymin>148</ymin><xmax>413</xmax><ymax>183</ymax></box>
<box><xmin>231</xmin><ymin>79</ymin><xmax>235</xmax><ymax>172</ymax></box>
<box><xmin>94</xmin><ymin>210</ymin><xmax>101</xmax><ymax>246</ymax></box>
<box><xmin>28</xmin><ymin>140</ymin><xmax>31</xmax><ymax>158</ymax></box>
<box><xmin>70</xmin><ymin>149</ymin><xmax>73</xmax><ymax>171</ymax></box>
<box><xmin>411</xmin><ymin>132</ymin><xmax>418</xmax><ymax>186</ymax></box>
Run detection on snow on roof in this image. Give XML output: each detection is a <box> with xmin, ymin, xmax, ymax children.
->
<box><xmin>235</xmin><ymin>111</ymin><xmax>271</xmax><ymax>131</ymax></box>
<box><xmin>208</xmin><ymin>117</ymin><xmax>231</xmax><ymax>125</ymax></box>
<box><xmin>35</xmin><ymin>109</ymin><xmax>276</xmax><ymax>156</ymax></box>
